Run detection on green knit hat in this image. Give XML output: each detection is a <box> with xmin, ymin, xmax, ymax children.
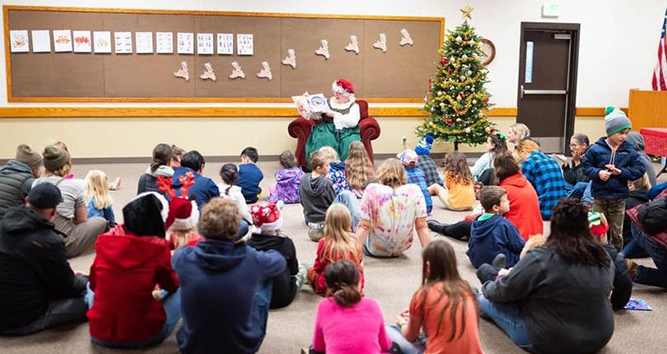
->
<box><xmin>604</xmin><ymin>106</ymin><xmax>631</xmax><ymax>136</ymax></box>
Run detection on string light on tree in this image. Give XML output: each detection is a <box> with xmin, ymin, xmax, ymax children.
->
<box><xmin>416</xmin><ymin>4</ymin><xmax>495</xmax><ymax>151</ymax></box>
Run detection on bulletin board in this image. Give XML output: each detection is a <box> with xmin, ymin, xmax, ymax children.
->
<box><xmin>3</xmin><ymin>6</ymin><xmax>444</xmax><ymax>102</ymax></box>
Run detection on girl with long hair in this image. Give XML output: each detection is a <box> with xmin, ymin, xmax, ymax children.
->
<box><xmin>307</xmin><ymin>260</ymin><xmax>392</xmax><ymax>354</ymax></box>
<box><xmin>470</xmin><ymin>132</ymin><xmax>508</xmax><ymax>183</ymax></box>
<box><xmin>345</xmin><ymin>141</ymin><xmax>375</xmax><ymax>197</ymax></box>
<box><xmin>431</xmin><ymin>152</ymin><xmax>476</xmax><ymax>211</ymax></box>
<box><xmin>85</xmin><ymin>170</ymin><xmax>116</xmax><ymax>226</ymax></box>
<box><xmin>307</xmin><ymin>204</ymin><xmax>364</xmax><ymax>296</ymax></box>
<box><xmin>218</xmin><ymin>163</ymin><xmax>252</xmax><ymax>237</ymax></box>
<box><xmin>137</xmin><ymin>143</ymin><xmax>174</xmax><ymax>196</ymax></box>
<box><xmin>388</xmin><ymin>239</ymin><xmax>483</xmax><ymax>354</ymax></box>
<box><xmin>478</xmin><ymin>199</ymin><xmax>615</xmax><ymax>354</ymax></box>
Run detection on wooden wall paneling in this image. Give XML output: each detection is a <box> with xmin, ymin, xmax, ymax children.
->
<box><xmin>628</xmin><ymin>89</ymin><xmax>667</xmax><ymax>132</ymax></box>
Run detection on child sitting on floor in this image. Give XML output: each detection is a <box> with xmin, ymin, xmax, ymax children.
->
<box><xmin>415</xmin><ymin>135</ymin><xmax>444</xmax><ymax>189</ymax></box>
<box><xmin>218</xmin><ymin>163</ymin><xmax>252</xmax><ymax>237</ymax></box>
<box><xmin>320</xmin><ymin>146</ymin><xmax>351</xmax><ymax>195</ymax></box>
<box><xmin>431</xmin><ymin>152</ymin><xmax>476</xmax><ymax>211</ymax></box>
<box><xmin>85</xmin><ymin>170</ymin><xmax>116</xmax><ymax>226</ymax></box>
<box><xmin>398</xmin><ymin>149</ymin><xmax>433</xmax><ymax>215</ymax></box>
<box><xmin>306</xmin><ymin>260</ymin><xmax>392</xmax><ymax>354</ymax></box>
<box><xmin>238</xmin><ymin>147</ymin><xmax>264</xmax><ymax>204</ymax></box>
<box><xmin>300</xmin><ymin>150</ymin><xmax>336</xmax><ymax>241</ymax></box>
<box><xmin>466</xmin><ymin>186</ymin><xmax>525</xmax><ymax>269</ymax></box>
<box><xmin>345</xmin><ymin>141</ymin><xmax>375</xmax><ymax>198</ymax></box>
<box><xmin>246</xmin><ymin>201</ymin><xmax>306</xmax><ymax>309</ymax></box>
<box><xmin>307</xmin><ymin>203</ymin><xmax>364</xmax><ymax>296</ymax></box>
<box><xmin>269</xmin><ymin>150</ymin><xmax>304</xmax><ymax>204</ymax></box>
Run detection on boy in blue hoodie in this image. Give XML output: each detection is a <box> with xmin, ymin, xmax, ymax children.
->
<box><xmin>467</xmin><ymin>186</ymin><xmax>525</xmax><ymax>269</ymax></box>
<box><xmin>582</xmin><ymin>107</ymin><xmax>646</xmax><ymax>251</ymax></box>
<box><xmin>238</xmin><ymin>147</ymin><xmax>264</xmax><ymax>204</ymax></box>
<box><xmin>173</xmin><ymin>198</ymin><xmax>285</xmax><ymax>354</ymax></box>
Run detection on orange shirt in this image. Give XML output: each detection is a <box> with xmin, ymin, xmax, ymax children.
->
<box><xmin>444</xmin><ymin>173</ymin><xmax>476</xmax><ymax>210</ymax></box>
<box><xmin>408</xmin><ymin>283</ymin><xmax>484</xmax><ymax>354</ymax></box>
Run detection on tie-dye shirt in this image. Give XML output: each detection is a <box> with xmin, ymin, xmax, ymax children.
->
<box><xmin>359</xmin><ymin>183</ymin><xmax>427</xmax><ymax>257</ymax></box>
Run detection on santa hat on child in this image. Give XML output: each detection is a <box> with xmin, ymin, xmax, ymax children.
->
<box><xmin>397</xmin><ymin>149</ymin><xmax>419</xmax><ymax>168</ymax></box>
<box><xmin>157</xmin><ymin>171</ymin><xmax>199</xmax><ymax>233</ymax></box>
<box><xmin>415</xmin><ymin>135</ymin><xmax>434</xmax><ymax>156</ymax></box>
<box><xmin>123</xmin><ymin>192</ymin><xmax>170</xmax><ymax>238</ymax></box>
<box><xmin>250</xmin><ymin>200</ymin><xmax>284</xmax><ymax>232</ymax></box>
<box><xmin>588</xmin><ymin>211</ymin><xmax>609</xmax><ymax>240</ymax></box>
<box><xmin>332</xmin><ymin>78</ymin><xmax>355</xmax><ymax>96</ymax></box>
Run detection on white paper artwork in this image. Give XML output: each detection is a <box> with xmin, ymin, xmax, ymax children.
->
<box><xmin>53</xmin><ymin>30</ymin><xmax>73</xmax><ymax>52</ymax></box>
<box><xmin>237</xmin><ymin>34</ymin><xmax>253</xmax><ymax>55</ymax></box>
<box><xmin>315</xmin><ymin>39</ymin><xmax>330</xmax><ymax>59</ymax></box>
<box><xmin>256</xmin><ymin>61</ymin><xmax>273</xmax><ymax>80</ymax></box>
<box><xmin>281</xmin><ymin>49</ymin><xmax>296</xmax><ymax>69</ymax></box>
<box><xmin>197</xmin><ymin>33</ymin><xmax>214</xmax><ymax>55</ymax></box>
<box><xmin>156</xmin><ymin>32</ymin><xmax>173</xmax><ymax>54</ymax></box>
<box><xmin>174</xmin><ymin>61</ymin><xmax>189</xmax><ymax>81</ymax></box>
<box><xmin>73</xmin><ymin>31</ymin><xmax>92</xmax><ymax>53</ymax></box>
<box><xmin>177</xmin><ymin>33</ymin><xmax>194</xmax><ymax>54</ymax></box>
<box><xmin>200</xmin><ymin>62</ymin><xmax>216</xmax><ymax>81</ymax></box>
<box><xmin>93</xmin><ymin>31</ymin><xmax>112</xmax><ymax>53</ymax></box>
<box><xmin>399</xmin><ymin>28</ymin><xmax>414</xmax><ymax>46</ymax></box>
<box><xmin>31</xmin><ymin>30</ymin><xmax>51</xmax><ymax>53</ymax></box>
<box><xmin>345</xmin><ymin>35</ymin><xmax>359</xmax><ymax>55</ymax></box>
<box><xmin>373</xmin><ymin>33</ymin><xmax>387</xmax><ymax>53</ymax></box>
<box><xmin>217</xmin><ymin>33</ymin><xmax>233</xmax><ymax>55</ymax></box>
<box><xmin>10</xmin><ymin>30</ymin><xmax>29</xmax><ymax>53</ymax></box>
<box><xmin>135</xmin><ymin>32</ymin><xmax>153</xmax><ymax>54</ymax></box>
<box><xmin>114</xmin><ymin>32</ymin><xmax>133</xmax><ymax>54</ymax></box>
<box><xmin>229</xmin><ymin>61</ymin><xmax>245</xmax><ymax>79</ymax></box>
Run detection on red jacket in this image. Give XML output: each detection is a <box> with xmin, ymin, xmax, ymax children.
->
<box><xmin>500</xmin><ymin>173</ymin><xmax>544</xmax><ymax>241</ymax></box>
<box><xmin>87</xmin><ymin>226</ymin><xmax>180</xmax><ymax>342</ymax></box>
<box><xmin>307</xmin><ymin>238</ymin><xmax>364</xmax><ymax>296</ymax></box>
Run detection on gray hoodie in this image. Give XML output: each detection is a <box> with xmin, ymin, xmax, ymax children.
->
<box><xmin>626</xmin><ymin>132</ymin><xmax>657</xmax><ymax>187</ymax></box>
<box><xmin>299</xmin><ymin>173</ymin><xmax>335</xmax><ymax>223</ymax></box>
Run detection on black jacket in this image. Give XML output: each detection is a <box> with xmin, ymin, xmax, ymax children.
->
<box><xmin>0</xmin><ymin>160</ymin><xmax>35</xmax><ymax>219</ymax></box>
<box><xmin>0</xmin><ymin>206</ymin><xmax>86</xmax><ymax>330</ymax></box>
<box><xmin>562</xmin><ymin>161</ymin><xmax>589</xmax><ymax>186</ymax></box>
<box><xmin>246</xmin><ymin>233</ymin><xmax>299</xmax><ymax>309</ymax></box>
<box><xmin>483</xmin><ymin>247</ymin><xmax>614</xmax><ymax>354</ymax></box>
<box><xmin>602</xmin><ymin>243</ymin><xmax>633</xmax><ymax>311</ymax></box>
<box><xmin>299</xmin><ymin>174</ymin><xmax>335</xmax><ymax>223</ymax></box>
<box><xmin>623</xmin><ymin>189</ymin><xmax>650</xmax><ymax>245</ymax></box>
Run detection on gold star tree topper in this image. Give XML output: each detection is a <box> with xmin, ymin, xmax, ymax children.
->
<box><xmin>460</xmin><ymin>4</ymin><xmax>474</xmax><ymax>20</ymax></box>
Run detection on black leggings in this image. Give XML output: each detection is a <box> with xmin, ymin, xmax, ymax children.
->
<box><xmin>440</xmin><ymin>220</ymin><xmax>472</xmax><ymax>241</ymax></box>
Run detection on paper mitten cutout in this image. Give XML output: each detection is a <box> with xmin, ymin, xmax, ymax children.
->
<box><xmin>174</xmin><ymin>61</ymin><xmax>190</xmax><ymax>81</ymax></box>
<box><xmin>257</xmin><ymin>61</ymin><xmax>273</xmax><ymax>80</ymax></box>
<box><xmin>399</xmin><ymin>28</ymin><xmax>414</xmax><ymax>46</ymax></box>
<box><xmin>345</xmin><ymin>35</ymin><xmax>360</xmax><ymax>54</ymax></box>
<box><xmin>315</xmin><ymin>39</ymin><xmax>330</xmax><ymax>59</ymax></box>
<box><xmin>282</xmin><ymin>49</ymin><xmax>297</xmax><ymax>69</ymax></box>
<box><xmin>373</xmin><ymin>33</ymin><xmax>387</xmax><ymax>53</ymax></box>
<box><xmin>200</xmin><ymin>62</ymin><xmax>217</xmax><ymax>81</ymax></box>
<box><xmin>230</xmin><ymin>61</ymin><xmax>245</xmax><ymax>79</ymax></box>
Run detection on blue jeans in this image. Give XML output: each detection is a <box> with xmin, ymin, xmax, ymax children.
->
<box><xmin>239</xmin><ymin>219</ymin><xmax>250</xmax><ymax>238</ymax></box>
<box><xmin>87</xmin><ymin>285</ymin><xmax>182</xmax><ymax>348</ymax></box>
<box><xmin>386</xmin><ymin>325</ymin><xmax>426</xmax><ymax>354</ymax></box>
<box><xmin>622</xmin><ymin>239</ymin><xmax>649</xmax><ymax>259</ymax></box>
<box><xmin>477</xmin><ymin>293</ymin><xmax>534</xmax><ymax>352</ymax></box>
<box><xmin>565</xmin><ymin>181</ymin><xmax>593</xmax><ymax>203</ymax></box>
<box><xmin>249</xmin><ymin>280</ymin><xmax>273</xmax><ymax>352</ymax></box>
<box><xmin>334</xmin><ymin>190</ymin><xmax>361</xmax><ymax>231</ymax></box>
<box><xmin>630</xmin><ymin>223</ymin><xmax>667</xmax><ymax>288</ymax></box>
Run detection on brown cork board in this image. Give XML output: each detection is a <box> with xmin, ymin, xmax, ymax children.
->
<box><xmin>4</xmin><ymin>6</ymin><xmax>444</xmax><ymax>102</ymax></box>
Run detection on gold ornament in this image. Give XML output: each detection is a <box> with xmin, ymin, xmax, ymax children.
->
<box><xmin>460</xmin><ymin>4</ymin><xmax>474</xmax><ymax>20</ymax></box>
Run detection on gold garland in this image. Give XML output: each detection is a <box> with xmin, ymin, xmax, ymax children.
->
<box><xmin>429</xmin><ymin>92</ymin><xmax>487</xmax><ymax>116</ymax></box>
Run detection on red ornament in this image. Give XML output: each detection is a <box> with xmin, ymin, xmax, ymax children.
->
<box><xmin>490</xmin><ymin>127</ymin><xmax>496</xmax><ymax>132</ymax></box>
<box><xmin>440</xmin><ymin>58</ymin><xmax>446</xmax><ymax>66</ymax></box>
<box><xmin>446</xmin><ymin>118</ymin><xmax>454</xmax><ymax>125</ymax></box>
<box><xmin>461</xmin><ymin>93</ymin><xmax>466</xmax><ymax>99</ymax></box>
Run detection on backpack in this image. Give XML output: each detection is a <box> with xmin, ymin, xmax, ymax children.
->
<box><xmin>638</xmin><ymin>197</ymin><xmax>667</xmax><ymax>234</ymax></box>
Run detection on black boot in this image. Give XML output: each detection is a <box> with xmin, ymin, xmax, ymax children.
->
<box><xmin>492</xmin><ymin>253</ymin><xmax>507</xmax><ymax>269</ymax></box>
<box><xmin>427</xmin><ymin>220</ymin><xmax>449</xmax><ymax>235</ymax></box>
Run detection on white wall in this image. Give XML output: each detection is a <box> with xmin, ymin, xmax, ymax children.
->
<box><xmin>0</xmin><ymin>0</ymin><xmax>665</xmax><ymax>107</ymax></box>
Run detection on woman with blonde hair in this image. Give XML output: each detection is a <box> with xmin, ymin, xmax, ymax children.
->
<box><xmin>32</xmin><ymin>145</ymin><xmax>108</xmax><ymax>257</ymax></box>
<box><xmin>85</xmin><ymin>170</ymin><xmax>116</xmax><ymax>226</ymax></box>
<box><xmin>307</xmin><ymin>203</ymin><xmax>364</xmax><ymax>296</ymax></box>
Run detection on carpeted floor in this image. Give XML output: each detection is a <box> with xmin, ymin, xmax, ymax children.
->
<box><xmin>2</xmin><ymin>159</ymin><xmax>666</xmax><ymax>354</ymax></box>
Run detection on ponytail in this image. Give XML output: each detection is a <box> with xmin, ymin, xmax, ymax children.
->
<box><xmin>220</xmin><ymin>163</ymin><xmax>239</xmax><ymax>189</ymax></box>
<box><xmin>151</xmin><ymin>143</ymin><xmax>174</xmax><ymax>173</ymax></box>
<box><xmin>324</xmin><ymin>260</ymin><xmax>362</xmax><ymax>308</ymax></box>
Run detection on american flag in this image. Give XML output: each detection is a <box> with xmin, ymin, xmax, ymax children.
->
<box><xmin>652</xmin><ymin>8</ymin><xmax>667</xmax><ymax>91</ymax></box>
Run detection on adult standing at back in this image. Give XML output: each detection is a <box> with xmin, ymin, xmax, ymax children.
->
<box><xmin>0</xmin><ymin>183</ymin><xmax>88</xmax><ymax>335</ymax></box>
<box><xmin>517</xmin><ymin>138</ymin><xmax>567</xmax><ymax>220</ymax></box>
<box><xmin>32</xmin><ymin>145</ymin><xmax>107</xmax><ymax>258</ymax></box>
<box><xmin>0</xmin><ymin>144</ymin><xmax>42</xmax><ymax>219</ymax></box>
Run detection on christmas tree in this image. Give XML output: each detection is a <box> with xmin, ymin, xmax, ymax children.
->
<box><xmin>416</xmin><ymin>11</ymin><xmax>496</xmax><ymax>151</ymax></box>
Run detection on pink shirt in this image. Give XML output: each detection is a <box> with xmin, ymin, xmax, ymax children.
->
<box><xmin>312</xmin><ymin>297</ymin><xmax>392</xmax><ymax>354</ymax></box>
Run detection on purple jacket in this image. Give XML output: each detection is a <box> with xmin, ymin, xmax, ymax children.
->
<box><xmin>269</xmin><ymin>167</ymin><xmax>304</xmax><ymax>204</ymax></box>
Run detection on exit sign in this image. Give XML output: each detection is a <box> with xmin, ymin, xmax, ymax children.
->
<box><xmin>542</xmin><ymin>2</ymin><xmax>561</xmax><ymax>17</ymax></box>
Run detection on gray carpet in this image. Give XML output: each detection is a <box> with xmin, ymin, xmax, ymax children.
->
<box><xmin>2</xmin><ymin>160</ymin><xmax>666</xmax><ymax>354</ymax></box>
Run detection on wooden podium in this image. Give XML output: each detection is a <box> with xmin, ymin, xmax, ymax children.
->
<box><xmin>628</xmin><ymin>89</ymin><xmax>667</xmax><ymax>132</ymax></box>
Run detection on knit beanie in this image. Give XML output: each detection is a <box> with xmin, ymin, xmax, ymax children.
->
<box><xmin>415</xmin><ymin>135</ymin><xmax>434</xmax><ymax>156</ymax></box>
<box><xmin>42</xmin><ymin>145</ymin><xmax>70</xmax><ymax>171</ymax></box>
<box><xmin>123</xmin><ymin>192</ymin><xmax>169</xmax><ymax>238</ymax></box>
<box><xmin>250</xmin><ymin>200</ymin><xmax>284</xmax><ymax>232</ymax></box>
<box><xmin>604</xmin><ymin>107</ymin><xmax>631</xmax><ymax>136</ymax></box>
<box><xmin>15</xmin><ymin>144</ymin><xmax>42</xmax><ymax>169</ymax></box>
<box><xmin>397</xmin><ymin>149</ymin><xmax>419</xmax><ymax>168</ymax></box>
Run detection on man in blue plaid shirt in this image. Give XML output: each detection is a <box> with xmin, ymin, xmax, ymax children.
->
<box><xmin>520</xmin><ymin>138</ymin><xmax>567</xmax><ymax>220</ymax></box>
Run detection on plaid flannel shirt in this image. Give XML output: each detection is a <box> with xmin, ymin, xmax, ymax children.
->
<box><xmin>417</xmin><ymin>155</ymin><xmax>443</xmax><ymax>187</ymax></box>
<box><xmin>405</xmin><ymin>166</ymin><xmax>433</xmax><ymax>214</ymax></box>
<box><xmin>521</xmin><ymin>150</ymin><xmax>567</xmax><ymax>220</ymax></box>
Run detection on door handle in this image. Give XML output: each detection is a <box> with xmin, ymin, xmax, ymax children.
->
<box><xmin>521</xmin><ymin>85</ymin><xmax>567</xmax><ymax>98</ymax></box>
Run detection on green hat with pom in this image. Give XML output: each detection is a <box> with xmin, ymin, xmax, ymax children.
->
<box><xmin>604</xmin><ymin>106</ymin><xmax>631</xmax><ymax>136</ymax></box>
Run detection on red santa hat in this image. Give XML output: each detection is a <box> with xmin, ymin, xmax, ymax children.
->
<box><xmin>332</xmin><ymin>78</ymin><xmax>355</xmax><ymax>96</ymax></box>
<box><xmin>168</xmin><ymin>197</ymin><xmax>200</xmax><ymax>231</ymax></box>
<box><xmin>250</xmin><ymin>200</ymin><xmax>284</xmax><ymax>232</ymax></box>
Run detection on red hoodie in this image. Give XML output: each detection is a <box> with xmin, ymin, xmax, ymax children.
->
<box><xmin>500</xmin><ymin>173</ymin><xmax>544</xmax><ymax>240</ymax></box>
<box><xmin>87</xmin><ymin>226</ymin><xmax>180</xmax><ymax>342</ymax></box>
